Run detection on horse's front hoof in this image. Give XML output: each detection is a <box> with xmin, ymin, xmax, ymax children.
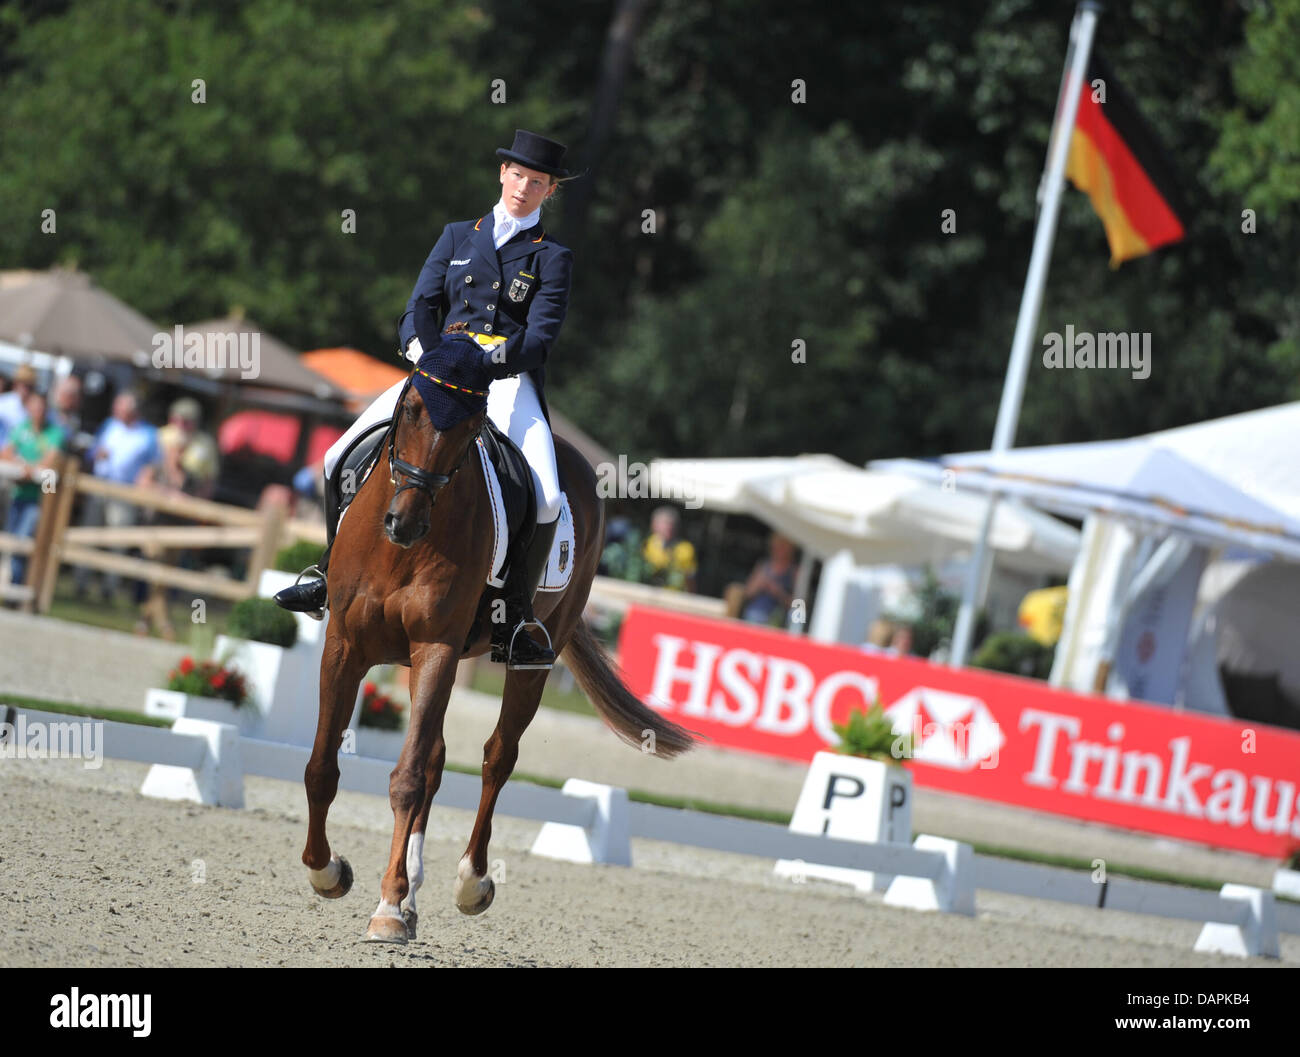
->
<box><xmin>454</xmin><ymin>857</ymin><xmax>495</xmax><ymax>915</ymax></box>
<box><xmin>402</xmin><ymin>907</ymin><xmax>419</xmax><ymax>940</ymax></box>
<box><xmin>364</xmin><ymin>914</ymin><xmax>409</xmax><ymax>944</ymax></box>
<box><xmin>456</xmin><ymin>877</ymin><xmax>494</xmax><ymax>916</ymax></box>
<box><xmin>308</xmin><ymin>855</ymin><xmax>353</xmax><ymax>900</ymax></box>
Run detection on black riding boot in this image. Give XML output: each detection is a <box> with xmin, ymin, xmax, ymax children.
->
<box><xmin>490</xmin><ymin>517</ymin><xmax>558</xmax><ymax>669</ymax></box>
<box><xmin>274</xmin><ymin>470</ymin><xmax>342</xmax><ymax>620</ymax></box>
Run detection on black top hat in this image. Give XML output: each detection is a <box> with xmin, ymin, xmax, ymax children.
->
<box><xmin>496</xmin><ymin>129</ymin><xmax>570</xmax><ymax>178</ymax></box>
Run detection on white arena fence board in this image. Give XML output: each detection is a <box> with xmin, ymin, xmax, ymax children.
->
<box><xmin>14</xmin><ymin>707</ymin><xmax>208</xmax><ymax>770</ymax></box>
<box><xmin>973</xmin><ymin>854</ymin><xmax>1099</xmax><ymax>906</ymax></box>
<box><xmin>627</xmin><ymin>801</ymin><xmax>946</xmax><ymax>879</ymax></box>
<box><xmin>975</xmin><ymin>853</ymin><xmax>1253</xmax><ymax>927</ymax></box>
<box><xmin>9</xmin><ymin>706</ymin><xmax>1300</xmax><ymax>946</ymax></box>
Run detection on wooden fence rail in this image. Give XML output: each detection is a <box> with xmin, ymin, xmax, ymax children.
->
<box><xmin>1</xmin><ymin>453</ymin><xmax>722</xmax><ymax>623</ymax></box>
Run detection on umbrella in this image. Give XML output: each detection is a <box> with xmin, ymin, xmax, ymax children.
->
<box><xmin>301</xmin><ymin>347</ymin><xmax>406</xmax><ymax>412</ymax></box>
<box><xmin>649</xmin><ymin>456</ymin><xmax>1079</xmax><ymax>572</ymax></box>
<box><xmin>182</xmin><ymin>317</ymin><xmax>344</xmax><ymax>401</ymax></box>
<box><xmin>0</xmin><ymin>268</ymin><xmax>163</xmax><ymax>366</ymax></box>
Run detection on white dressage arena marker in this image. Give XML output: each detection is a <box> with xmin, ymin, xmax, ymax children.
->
<box><xmin>774</xmin><ymin>751</ymin><xmax>912</xmax><ymax>892</ymax></box>
<box><xmin>1194</xmin><ymin>884</ymin><xmax>1279</xmax><ymax>959</ymax></box>
<box><xmin>530</xmin><ymin>779</ymin><xmax>631</xmax><ymax>865</ymax></box>
<box><xmin>140</xmin><ymin>718</ymin><xmax>244</xmax><ymax>809</ymax></box>
<box><xmin>883</xmin><ymin>835</ymin><xmax>976</xmax><ymax>916</ymax></box>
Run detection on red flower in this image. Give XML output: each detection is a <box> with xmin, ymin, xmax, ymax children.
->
<box><xmin>211</xmin><ymin>672</ymin><xmax>227</xmax><ymax>689</ymax></box>
<box><xmin>179</xmin><ymin>656</ymin><xmax>195</xmax><ymax>675</ymax></box>
<box><xmin>369</xmin><ymin>699</ymin><xmax>383</xmax><ymax>713</ymax></box>
<box><xmin>363</xmin><ymin>681</ymin><xmax>378</xmax><ymax>698</ymax></box>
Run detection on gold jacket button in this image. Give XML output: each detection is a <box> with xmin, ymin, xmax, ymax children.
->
<box><xmin>492</xmin><ymin>281</ymin><xmax>500</xmax><ymax>289</ymax></box>
<box><xmin>483</xmin><ymin>323</ymin><xmax>493</xmax><ymax>333</ymax></box>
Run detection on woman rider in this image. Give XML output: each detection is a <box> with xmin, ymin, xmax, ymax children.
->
<box><xmin>276</xmin><ymin>130</ymin><xmax>574</xmax><ymax>670</ymax></box>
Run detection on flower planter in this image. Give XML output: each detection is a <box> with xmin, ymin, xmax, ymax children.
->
<box><xmin>774</xmin><ymin>750</ymin><xmax>913</xmax><ymax>892</ymax></box>
<box><xmin>144</xmin><ymin>688</ymin><xmax>260</xmax><ymax>735</ymax></box>
<box><xmin>214</xmin><ymin>633</ymin><xmax>327</xmax><ymax>746</ymax></box>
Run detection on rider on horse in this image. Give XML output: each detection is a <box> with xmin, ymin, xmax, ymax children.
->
<box><xmin>276</xmin><ymin>130</ymin><xmax>575</xmax><ymax>670</ymax></box>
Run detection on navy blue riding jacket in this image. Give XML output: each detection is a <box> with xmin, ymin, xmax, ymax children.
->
<box><xmin>397</xmin><ymin>214</ymin><xmax>573</xmax><ymax>422</ymax></box>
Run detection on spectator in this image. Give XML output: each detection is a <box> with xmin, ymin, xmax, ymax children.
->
<box><xmin>75</xmin><ymin>393</ymin><xmax>159</xmax><ymax>602</ymax></box>
<box><xmin>741</xmin><ymin>532</ymin><xmax>798</xmax><ymax>626</ymax></box>
<box><xmin>134</xmin><ymin>397</ymin><xmax>220</xmax><ymax>638</ymax></box>
<box><xmin>0</xmin><ymin>391</ymin><xmax>65</xmax><ymax>586</ymax></box>
<box><xmin>0</xmin><ymin>364</ymin><xmax>38</xmax><ymax>450</ymax></box>
<box><xmin>49</xmin><ymin>375</ymin><xmax>94</xmax><ymax>463</ymax></box>
<box><xmin>145</xmin><ymin>397</ymin><xmax>220</xmax><ymax>499</ymax></box>
<box><xmin>642</xmin><ymin>505</ymin><xmax>697</xmax><ymax>592</ymax></box>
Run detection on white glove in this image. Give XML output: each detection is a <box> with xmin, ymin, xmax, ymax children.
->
<box><xmin>404</xmin><ymin>336</ymin><xmax>423</xmax><ymax>364</ymax></box>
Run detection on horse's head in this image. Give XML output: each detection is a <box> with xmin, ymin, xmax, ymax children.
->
<box><xmin>384</xmin><ymin>334</ymin><xmax>492</xmax><ymax>548</ymax></box>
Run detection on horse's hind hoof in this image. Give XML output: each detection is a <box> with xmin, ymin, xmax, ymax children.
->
<box><xmin>309</xmin><ymin>855</ymin><xmax>353</xmax><ymax>900</ymax></box>
<box><xmin>364</xmin><ymin>914</ymin><xmax>409</xmax><ymax>944</ymax></box>
<box><xmin>402</xmin><ymin>908</ymin><xmax>418</xmax><ymax>940</ymax></box>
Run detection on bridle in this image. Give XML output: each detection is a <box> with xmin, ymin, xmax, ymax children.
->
<box><xmin>386</xmin><ymin>369</ymin><xmax>485</xmax><ymax>504</ymax></box>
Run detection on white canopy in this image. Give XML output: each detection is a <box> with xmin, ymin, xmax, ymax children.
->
<box><xmin>1146</xmin><ymin>401</ymin><xmax>1300</xmax><ymax>520</ymax></box>
<box><xmin>871</xmin><ymin>401</ymin><xmax>1300</xmax><ymax>715</ymax></box>
<box><xmin>648</xmin><ymin>455</ymin><xmax>1079</xmax><ymax>573</ymax></box>
<box><xmin>873</xmin><ymin>440</ymin><xmax>1300</xmax><ymax>563</ymax></box>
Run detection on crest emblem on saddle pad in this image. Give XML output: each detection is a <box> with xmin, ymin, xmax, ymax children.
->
<box><xmin>508</xmin><ymin>277</ymin><xmax>531</xmax><ymax>302</ymax></box>
<box><xmin>558</xmin><ymin>540</ymin><xmax>569</xmax><ymax>573</ymax></box>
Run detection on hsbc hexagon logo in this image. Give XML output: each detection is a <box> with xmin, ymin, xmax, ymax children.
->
<box><xmin>884</xmin><ymin>687</ymin><xmax>1005</xmax><ymax>771</ymax></box>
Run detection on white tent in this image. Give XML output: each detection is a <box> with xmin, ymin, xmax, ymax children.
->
<box><xmin>1148</xmin><ymin>401</ymin><xmax>1300</xmax><ymax>520</ymax></box>
<box><xmin>649</xmin><ymin>455</ymin><xmax>1079</xmax><ymax>647</ymax></box>
<box><xmin>915</xmin><ymin>440</ymin><xmax>1300</xmax><ymax>562</ymax></box>
<box><xmin>649</xmin><ymin>455</ymin><xmax>1080</xmax><ymax>572</ymax></box>
<box><xmin>874</xmin><ymin>402</ymin><xmax>1300</xmax><ymax>722</ymax></box>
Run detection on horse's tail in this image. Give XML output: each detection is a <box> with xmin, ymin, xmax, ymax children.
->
<box><xmin>563</xmin><ymin>620</ymin><xmax>695</xmax><ymax>759</ymax></box>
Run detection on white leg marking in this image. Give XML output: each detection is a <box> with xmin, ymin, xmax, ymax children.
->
<box><xmin>404</xmin><ymin>832</ymin><xmax>425</xmax><ymax>915</ymax></box>
<box><xmin>371</xmin><ymin>898</ymin><xmax>404</xmax><ymax>921</ymax></box>
<box><xmin>308</xmin><ymin>857</ymin><xmax>341</xmax><ymax>890</ymax></box>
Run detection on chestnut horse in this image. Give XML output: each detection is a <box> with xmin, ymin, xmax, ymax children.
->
<box><xmin>299</xmin><ymin>364</ymin><xmax>694</xmax><ymax>943</ymax></box>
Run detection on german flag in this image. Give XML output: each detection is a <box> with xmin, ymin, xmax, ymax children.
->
<box><xmin>1065</xmin><ymin>53</ymin><xmax>1186</xmax><ymax>267</ymax></box>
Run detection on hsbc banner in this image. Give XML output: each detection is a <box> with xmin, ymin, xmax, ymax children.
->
<box><xmin>618</xmin><ymin>606</ymin><xmax>1300</xmax><ymax>858</ymax></box>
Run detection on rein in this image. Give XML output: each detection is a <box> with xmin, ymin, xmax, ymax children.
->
<box><xmin>386</xmin><ymin>371</ymin><xmax>482</xmax><ymax>503</ymax></box>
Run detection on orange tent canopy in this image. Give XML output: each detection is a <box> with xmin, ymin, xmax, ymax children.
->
<box><xmin>301</xmin><ymin>347</ymin><xmax>406</xmax><ymax>412</ymax></box>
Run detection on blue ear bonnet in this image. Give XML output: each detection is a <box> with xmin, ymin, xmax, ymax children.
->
<box><xmin>410</xmin><ymin>335</ymin><xmax>493</xmax><ymax>430</ymax></box>
<box><xmin>408</xmin><ymin>293</ymin><xmax>494</xmax><ymax>429</ymax></box>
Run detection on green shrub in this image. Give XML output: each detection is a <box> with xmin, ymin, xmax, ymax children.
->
<box><xmin>228</xmin><ymin>597</ymin><xmax>299</xmax><ymax>648</ymax></box>
<box><xmin>274</xmin><ymin>539</ymin><xmax>325</xmax><ymax>574</ymax></box>
<box><xmin>831</xmin><ymin>701</ymin><xmax>911</xmax><ymax>765</ymax></box>
<box><xmin>972</xmin><ymin>631</ymin><xmax>1055</xmax><ymax>680</ymax></box>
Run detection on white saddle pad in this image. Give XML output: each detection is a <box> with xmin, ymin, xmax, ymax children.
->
<box><xmin>477</xmin><ymin>438</ymin><xmax>574</xmax><ymax>593</ymax></box>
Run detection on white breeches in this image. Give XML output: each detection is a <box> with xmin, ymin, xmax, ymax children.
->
<box><xmin>323</xmin><ymin>371</ymin><xmax>562</xmax><ymax>524</ymax></box>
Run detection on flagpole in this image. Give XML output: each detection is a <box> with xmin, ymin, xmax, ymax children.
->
<box><xmin>948</xmin><ymin>1</ymin><xmax>1102</xmax><ymax>668</ymax></box>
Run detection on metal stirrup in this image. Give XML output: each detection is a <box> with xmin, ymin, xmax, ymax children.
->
<box><xmin>507</xmin><ymin>617</ymin><xmax>554</xmax><ymax>670</ymax></box>
<box><xmin>294</xmin><ymin>563</ymin><xmax>324</xmax><ymax>586</ymax></box>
